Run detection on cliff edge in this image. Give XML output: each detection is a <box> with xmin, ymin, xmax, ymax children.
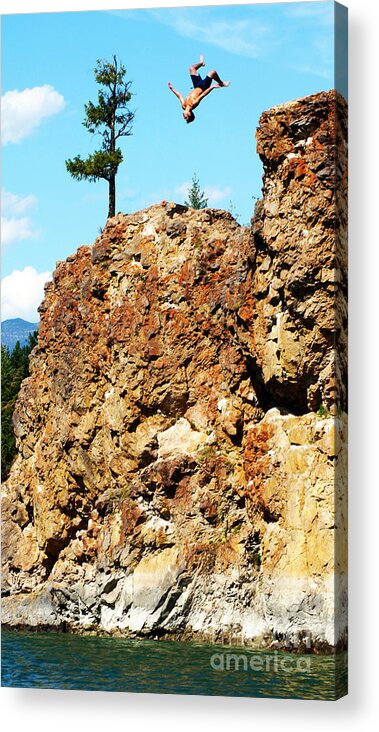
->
<box><xmin>1</xmin><ymin>90</ymin><xmax>348</xmax><ymax>650</ymax></box>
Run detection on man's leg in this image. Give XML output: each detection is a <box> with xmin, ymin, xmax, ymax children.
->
<box><xmin>189</xmin><ymin>54</ymin><xmax>205</xmax><ymax>75</ymax></box>
<box><xmin>208</xmin><ymin>69</ymin><xmax>230</xmax><ymax>87</ymax></box>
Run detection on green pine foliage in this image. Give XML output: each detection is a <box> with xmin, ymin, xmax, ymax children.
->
<box><xmin>66</xmin><ymin>55</ymin><xmax>135</xmax><ymax>220</ymax></box>
<box><xmin>185</xmin><ymin>174</ymin><xmax>208</xmax><ymax>209</ymax></box>
<box><xmin>1</xmin><ymin>332</ymin><xmax>37</xmax><ymax>479</ymax></box>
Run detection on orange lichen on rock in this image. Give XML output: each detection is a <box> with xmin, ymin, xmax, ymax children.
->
<box><xmin>1</xmin><ymin>91</ymin><xmax>347</xmax><ymax>649</ymax></box>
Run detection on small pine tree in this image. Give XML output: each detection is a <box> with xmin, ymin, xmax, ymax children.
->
<box><xmin>185</xmin><ymin>174</ymin><xmax>208</xmax><ymax>209</ymax></box>
<box><xmin>66</xmin><ymin>55</ymin><xmax>135</xmax><ymax>220</ymax></box>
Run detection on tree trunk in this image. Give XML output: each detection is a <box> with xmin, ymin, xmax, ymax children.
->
<box><xmin>108</xmin><ymin>64</ymin><xmax>117</xmax><ymax>220</ymax></box>
<box><xmin>108</xmin><ymin>175</ymin><xmax>116</xmax><ymax>219</ymax></box>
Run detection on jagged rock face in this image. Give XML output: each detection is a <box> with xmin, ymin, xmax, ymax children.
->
<box><xmin>1</xmin><ymin>91</ymin><xmax>347</xmax><ymax>650</ymax></box>
<box><xmin>4</xmin><ymin>205</ymin><xmax>253</xmax><ymax>575</ymax></box>
<box><xmin>3</xmin><ymin>204</ymin><xmax>265</xmax><ymax>638</ymax></box>
<box><xmin>240</xmin><ymin>91</ymin><xmax>348</xmax><ymax>413</ymax></box>
<box><xmin>244</xmin><ymin>408</ymin><xmax>347</xmax><ymax>645</ymax></box>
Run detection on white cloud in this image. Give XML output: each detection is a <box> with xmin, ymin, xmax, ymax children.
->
<box><xmin>289</xmin><ymin>27</ymin><xmax>333</xmax><ymax>81</ymax></box>
<box><xmin>1</xmin><ymin>190</ymin><xmax>39</xmax><ymax>245</ymax></box>
<box><xmin>2</xmin><ymin>190</ymin><xmax>37</xmax><ymax>216</ymax></box>
<box><xmin>204</xmin><ymin>185</ymin><xmax>232</xmax><ymax>205</ymax></box>
<box><xmin>1</xmin><ymin>85</ymin><xmax>65</xmax><ymax>145</ymax></box>
<box><xmin>1</xmin><ymin>217</ymin><xmax>38</xmax><ymax>246</ymax></box>
<box><xmin>151</xmin><ymin>9</ymin><xmax>269</xmax><ymax>59</ymax></box>
<box><xmin>284</xmin><ymin>3</ymin><xmax>334</xmax><ymax>81</ymax></box>
<box><xmin>152</xmin><ymin>5</ymin><xmax>333</xmax><ymax>80</ymax></box>
<box><xmin>175</xmin><ymin>181</ymin><xmax>191</xmax><ymax>200</ymax></box>
<box><xmin>286</xmin><ymin>3</ymin><xmax>334</xmax><ymax>23</ymax></box>
<box><xmin>1</xmin><ymin>266</ymin><xmax>52</xmax><ymax>322</ymax></box>
<box><xmin>294</xmin><ymin>63</ymin><xmax>332</xmax><ymax>81</ymax></box>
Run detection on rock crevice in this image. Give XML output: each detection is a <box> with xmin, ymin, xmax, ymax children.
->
<box><xmin>1</xmin><ymin>90</ymin><xmax>347</xmax><ymax>650</ymax></box>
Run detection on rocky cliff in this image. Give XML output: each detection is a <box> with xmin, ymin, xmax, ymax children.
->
<box><xmin>1</xmin><ymin>90</ymin><xmax>348</xmax><ymax>650</ymax></box>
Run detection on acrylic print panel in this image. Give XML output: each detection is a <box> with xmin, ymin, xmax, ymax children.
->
<box><xmin>1</xmin><ymin>0</ymin><xmax>348</xmax><ymax>700</ymax></box>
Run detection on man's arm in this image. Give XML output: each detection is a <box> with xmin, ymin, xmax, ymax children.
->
<box><xmin>197</xmin><ymin>84</ymin><xmax>221</xmax><ymax>103</ymax></box>
<box><xmin>168</xmin><ymin>82</ymin><xmax>185</xmax><ymax>108</ymax></box>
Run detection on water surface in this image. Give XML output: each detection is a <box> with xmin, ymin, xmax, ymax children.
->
<box><xmin>1</xmin><ymin>629</ymin><xmax>347</xmax><ymax>700</ymax></box>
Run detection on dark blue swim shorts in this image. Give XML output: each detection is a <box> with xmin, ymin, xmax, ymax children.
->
<box><xmin>191</xmin><ymin>74</ymin><xmax>212</xmax><ymax>92</ymax></box>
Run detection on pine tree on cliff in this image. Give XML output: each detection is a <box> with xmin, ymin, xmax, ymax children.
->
<box><xmin>185</xmin><ymin>174</ymin><xmax>208</xmax><ymax>209</ymax></box>
<box><xmin>66</xmin><ymin>56</ymin><xmax>135</xmax><ymax>220</ymax></box>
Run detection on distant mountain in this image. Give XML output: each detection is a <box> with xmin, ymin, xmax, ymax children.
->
<box><xmin>1</xmin><ymin>318</ymin><xmax>39</xmax><ymax>351</ymax></box>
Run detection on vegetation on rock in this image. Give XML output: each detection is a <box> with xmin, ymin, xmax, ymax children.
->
<box><xmin>2</xmin><ymin>92</ymin><xmax>348</xmax><ymax>651</ymax></box>
<box><xmin>1</xmin><ymin>333</ymin><xmax>37</xmax><ymax>478</ymax></box>
<box><xmin>185</xmin><ymin>173</ymin><xmax>208</xmax><ymax>209</ymax></box>
<box><xmin>66</xmin><ymin>55</ymin><xmax>135</xmax><ymax>220</ymax></box>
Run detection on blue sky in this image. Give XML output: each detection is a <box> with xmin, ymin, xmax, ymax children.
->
<box><xmin>1</xmin><ymin>1</ymin><xmax>340</xmax><ymax>321</ymax></box>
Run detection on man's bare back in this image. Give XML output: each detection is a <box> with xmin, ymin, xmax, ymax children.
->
<box><xmin>168</xmin><ymin>55</ymin><xmax>230</xmax><ymax>124</ymax></box>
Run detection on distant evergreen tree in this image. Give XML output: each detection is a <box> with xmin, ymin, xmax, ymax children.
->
<box><xmin>185</xmin><ymin>174</ymin><xmax>208</xmax><ymax>209</ymax></box>
<box><xmin>66</xmin><ymin>55</ymin><xmax>135</xmax><ymax>220</ymax></box>
<box><xmin>228</xmin><ymin>200</ymin><xmax>241</xmax><ymax>223</ymax></box>
<box><xmin>1</xmin><ymin>331</ymin><xmax>37</xmax><ymax>479</ymax></box>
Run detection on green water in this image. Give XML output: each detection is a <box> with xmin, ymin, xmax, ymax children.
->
<box><xmin>1</xmin><ymin>629</ymin><xmax>347</xmax><ymax>700</ymax></box>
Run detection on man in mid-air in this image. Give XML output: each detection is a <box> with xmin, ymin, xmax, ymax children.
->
<box><xmin>168</xmin><ymin>55</ymin><xmax>230</xmax><ymax>124</ymax></box>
